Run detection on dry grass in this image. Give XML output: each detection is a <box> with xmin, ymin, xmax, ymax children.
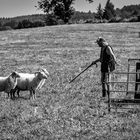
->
<box><xmin>0</xmin><ymin>22</ymin><xmax>140</xmax><ymax>139</ymax></box>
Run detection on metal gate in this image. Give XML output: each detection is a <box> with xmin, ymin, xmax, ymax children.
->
<box><xmin>107</xmin><ymin>58</ymin><xmax>140</xmax><ymax>112</ymax></box>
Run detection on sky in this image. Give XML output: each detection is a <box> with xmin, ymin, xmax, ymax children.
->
<box><xmin>0</xmin><ymin>0</ymin><xmax>140</xmax><ymax>18</ymax></box>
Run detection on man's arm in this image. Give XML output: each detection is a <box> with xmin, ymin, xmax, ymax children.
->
<box><xmin>106</xmin><ymin>46</ymin><xmax>122</xmax><ymax>66</ymax></box>
<box><xmin>106</xmin><ymin>46</ymin><xmax>117</xmax><ymax>63</ymax></box>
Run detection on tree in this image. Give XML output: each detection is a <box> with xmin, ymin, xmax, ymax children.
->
<box><xmin>22</xmin><ymin>19</ymin><xmax>33</xmax><ymax>28</ymax></box>
<box><xmin>17</xmin><ymin>21</ymin><xmax>23</xmax><ymax>29</ymax></box>
<box><xmin>45</xmin><ymin>14</ymin><xmax>58</xmax><ymax>25</ymax></box>
<box><xmin>131</xmin><ymin>10</ymin><xmax>139</xmax><ymax>16</ymax></box>
<box><xmin>96</xmin><ymin>3</ymin><xmax>103</xmax><ymax>21</ymax></box>
<box><xmin>103</xmin><ymin>0</ymin><xmax>116</xmax><ymax>20</ymax></box>
<box><xmin>54</xmin><ymin>0</ymin><xmax>75</xmax><ymax>23</ymax></box>
<box><xmin>3</xmin><ymin>20</ymin><xmax>18</xmax><ymax>29</ymax></box>
<box><xmin>37</xmin><ymin>0</ymin><xmax>94</xmax><ymax>24</ymax></box>
<box><xmin>0</xmin><ymin>21</ymin><xmax>2</xmax><ymax>27</ymax></box>
<box><xmin>37</xmin><ymin>0</ymin><xmax>74</xmax><ymax>23</ymax></box>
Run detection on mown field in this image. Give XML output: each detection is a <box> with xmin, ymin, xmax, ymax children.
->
<box><xmin>0</xmin><ymin>22</ymin><xmax>140</xmax><ymax>139</ymax></box>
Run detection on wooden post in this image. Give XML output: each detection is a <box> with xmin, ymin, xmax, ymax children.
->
<box><xmin>135</xmin><ymin>62</ymin><xmax>140</xmax><ymax>99</ymax></box>
<box><xmin>126</xmin><ymin>60</ymin><xmax>130</xmax><ymax>95</ymax></box>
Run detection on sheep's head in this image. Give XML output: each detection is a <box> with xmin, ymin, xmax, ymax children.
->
<box><xmin>35</xmin><ymin>69</ymin><xmax>49</xmax><ymax>90</ymax></box>
<box><xmin>11</xmin><ymin>71</ymin><xmax>20</xmax><ymax>79</ymax></box>
<box><xmin>35</xmin><ymin>71</ymin><xmax>48</xmax><ymax>80</ymax></box>
<box><xmin>40</xmin><ymin>68</ymin><xmax>49</xmax><ymax>77</ymax></box>
<box><xmin>7</xmin><ymin>71</ymin><xmax>20</xmax><ymax>91</ymax></box>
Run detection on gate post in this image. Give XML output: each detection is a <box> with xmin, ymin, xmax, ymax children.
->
<box><xmin>107</xmin><ymin>73</ymin><xmax>111</xmax><ymax>113</ymax></box>
<box><xmin>134</xmin><ymin>62</ymin><xmax>140</xmax><ymax>99</ymax></box>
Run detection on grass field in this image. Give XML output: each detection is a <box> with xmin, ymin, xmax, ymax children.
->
<box><xmin>0</xmin><ymin>22</ymin><xmax>140</xmax><ymax>139</ymax></box>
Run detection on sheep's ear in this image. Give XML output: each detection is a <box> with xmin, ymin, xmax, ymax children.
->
<box><xmin>11</xmin><ymin>71</ymin><xmax>16</xmax><ymax>77</ymax></box>
<box><xmin>11</xmin><ymin>71</ymin><xmax>20</xmax><ymax>78</ymax></box>
<box><xmin>35</xmin><ymin>71</ymin><xmax>39</xmax><ymax>76</ymax></box>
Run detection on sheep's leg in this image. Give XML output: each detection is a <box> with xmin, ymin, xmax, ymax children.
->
<box><xmin>13</xmin><ymin>89</ymin><xmax>17</xmax><ymax>98</ymax></box>
<box><xmin>10</xmin><ymin>89</ymin><xmax>15</xmax><ymax>99</ymax></box>
<box><xmin>7</xmin><ymin>92</ymin><xmax>10</xmax><ymax>98</ymax></box>
<box><xmin>10</xmin><ymin>90</ymin><xmax>13</xmax><ymax>99</ymax></box>
<box><xmin>29</xmin><ymin>90</ymin><xmax>33</xmax><ymax>99</ymax></box>
<box><xmin>17</xmin><ymin>90</ymin><xmax>20</xmax><ymax>97</ymax></box>
<box><xmin>32</xmin><ymin>90</ymin><xmax>36</xmax><ymax>99</ymax></box>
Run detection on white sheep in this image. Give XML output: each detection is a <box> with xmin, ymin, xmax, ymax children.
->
<box><xmin>11</xmin><ymin>68</ymin><xmax>49</xmax><ymax>99</ymax></box>
<box><xmin>0</xmin><ymin>71</ymin><xmax>20</xmax><ymax>98</ymax></box>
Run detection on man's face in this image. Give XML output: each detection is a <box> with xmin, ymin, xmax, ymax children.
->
<box><xmin>97</xmin><ymin>41</ymin><xmax>103</xmax><ymax>47</ymax></box>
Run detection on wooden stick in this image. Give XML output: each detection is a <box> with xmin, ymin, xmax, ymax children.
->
<box><xmin>69</xmin><ymin>60</ymin><xmax>98</xmax><ymax>83</ymax></box>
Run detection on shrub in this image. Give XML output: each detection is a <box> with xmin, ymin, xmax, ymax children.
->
<box><xmin>32</xmin><ymin>21</ymin><xmax>46</xmax><ymax>27</ymax></box>
<box><xmin>138</xmin><ymin>16</ymin><xmax>140</xmax><ymax>22</ymax></box>
<box><xmin>3</xmin><ymin>20</ymin><xmax>18</xmax><ymax>29</ymax></box>
<box><xmin>84</xmin><ymin>19</ymin><xmax>94</xmax><ymax>23</ymax></box>
<box><xmin>129</xmin><ymin>16</ymin><xmax>138</xmax><ymax>22</ymax></box>
<box><xmin>109</xmin><ymin>17</ymin><xmax>122</xmax><ymax>23</ymax></box>
<box><xmin>0</xmin><ymin>26</ymin><xmax>12</xmax><ymax>31</ymax></box>
<box><xmin>122</xmin><ymin>18</ymin><xmax>129</xmax><ymax>22</ymax></box>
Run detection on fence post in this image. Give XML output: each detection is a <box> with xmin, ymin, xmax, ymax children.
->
<box><xmin>135</xmin><ymin>62</ymin><xmax>140</xmax><ymax>98</ymax></box>
<box><xmin>107</xmin><ymin>73</ymin><xmax>111</xmax><ymax>113</ymax></box>
<box><xmin>126</xmin><ymin>60</ymin><xmax>130</xmax><ymax>95</ymax></box>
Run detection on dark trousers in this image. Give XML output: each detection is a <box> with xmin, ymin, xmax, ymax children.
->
<box><xmin>101</xmin><ymin>72</ymin><xmax>110</xmax><ymax>97</ymax></box>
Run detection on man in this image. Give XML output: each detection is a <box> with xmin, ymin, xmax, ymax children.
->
<box><xmin>93</xmin><ymin>37</ymin><xmax>117</xmax><ymax>97</ymax></box>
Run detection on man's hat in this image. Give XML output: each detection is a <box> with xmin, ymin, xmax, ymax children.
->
<box><xmin>95</xmin><ymin>37</ymin><xmax>106</xmax><ymax>44</ymax></box>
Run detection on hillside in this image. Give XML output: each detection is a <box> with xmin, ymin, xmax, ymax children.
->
<box><xmin>0</xmin><ymin>4</ymin><xmax>140</xmax><ymax>31</ymax></box>
<box><xmin>0</xmin><ymin>11</ymin><xmax>95</xmax><ymax>24</ymax></box>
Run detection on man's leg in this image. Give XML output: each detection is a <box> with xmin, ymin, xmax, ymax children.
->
<box><xmin>101</xmin><ymin>72</ymin><xmax>110</xmax><ymax>97</ymax></box>
<box><xmin>101</xmin><ymin>72</ymin><xmax>107</xmax><ymax>97</ymax></box>
<box><xmin>106</xmin><ymin>73</ymin><xmax>110</xmax><ymax>97</ymax></box>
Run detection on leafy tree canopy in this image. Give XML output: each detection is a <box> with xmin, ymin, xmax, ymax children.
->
<box><xmin>37</xmin><ymin>0</ymin><xmax>94</xmax><ymax>23</ymax></box>
<box><xmin>103</xmin><ymin>0</ymin><xmax>116</xmax><ymax>20</ymax></box>
<box><xmin>96</xmin><ymin>3</ymin><xmax>103</xmax><ymax>20</ymax></box>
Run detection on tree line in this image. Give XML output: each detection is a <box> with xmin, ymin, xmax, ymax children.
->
<box><xmin>0</xmin><ymin>14</ymin><xmax>46</xmax><ymax>31</ymax></box>
<box><xmin>95</xmin><ymin>0</ymin><xmax>140</xmax><ymax>23</ymax></box>
<box><xmin>0</xmin><ymin>0</ymin><xmax>140</xmax><ymax>31</ymax></box>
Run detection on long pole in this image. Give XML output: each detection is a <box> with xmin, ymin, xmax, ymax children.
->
<box><xmin>69</xmin><ymin>60</ymin><xmax>98</xmax><ymax>83</ymax></box>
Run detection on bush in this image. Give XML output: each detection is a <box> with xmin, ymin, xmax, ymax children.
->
<box><xmin>84</xmin><ymin>19</ymin><xmax>94</xmax><ymax>23</ymax></box>
<box><xmin>22</xmin><ymin>19</ymin><xmax>33</xmax><ymax>28</ymax></box>
<box><xmin>109</xmin><ymin>17</ymin><xmax>122</xmax><ymax>23</ymax></box>
<box><xmin>3</xmin><ymin>20</ymin><xmax>18</xmax><ymax>29</ymax></box>
<box><xmin>0</xmin><ymin>26</ymin><xmax>12</xmax><ymax>31</ymax></box>
<box><xmin>102</xmin><ymin>19</ymin><xmax>108</xmax><ymax>23</ymax></box>
<box><xmin>138</xmin><ymin>16</ymin><xmax>140</xmax><ymax>22</ymax></box>
<box><xmin>32</xmin><ymin>21</ymin><xmax>46</xmax><ymax>27</ymax></box>
<box><xmin>16</xmin><ymin>20</ymin><xmax>32</xmax><ymax>29</ymax></box>
<box><xmin>129</xmin><ymin>16</ymin><xmax>138</xmax><ymax>22</ymax></box>
<box><xmin>122</xmin><ymin>18</ymin><xmax>129</xmax><ymax>22</ymax></box>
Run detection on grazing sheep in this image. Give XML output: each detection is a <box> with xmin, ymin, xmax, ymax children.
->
<box><xmin>0</xmin><ymin>71</ymin><xmax>20</xmax><ymax>98</ymax></box>
<box><xmin>11</xmin><ymin>68</ymin><xmax>49</xmax><ymax>99</ymax></box>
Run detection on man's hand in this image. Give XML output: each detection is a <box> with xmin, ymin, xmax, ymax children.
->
<box><xmin>92</xmin><ymin>62</ymin><xmax>98</xmax><ymax>67</ymax></box>
<box><xmin>92</xmin><ymin>59</ymin><xmax>100</xmax><ymax>67</ymax></box>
